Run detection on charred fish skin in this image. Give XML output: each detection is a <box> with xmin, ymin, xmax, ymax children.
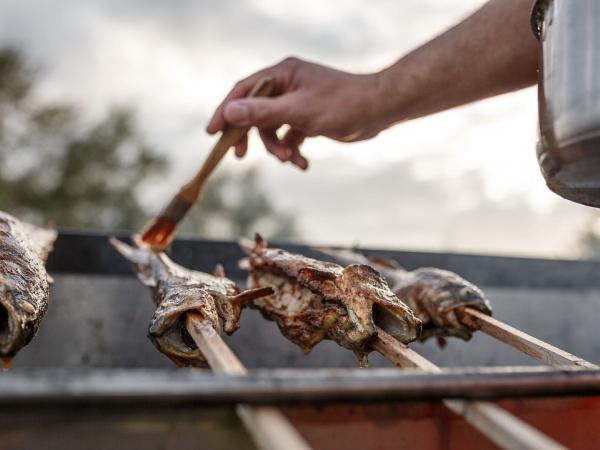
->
<box><xmin>318</xmin><ymin>247</ymin><xmax>492</xmax><ymax>341</ymax></box>
<box><xmin>0</xmin><ymin>211</ymin><xmax>56</xmax><ymax>359</ymax></box>
<box><xmin>110</xmin><ymin>238</ymin><xmax>270</xmax><ymax>367</ymax></box>
<box><xmin>244</xmin><ymin>235</ymin><xmax>421</xmax><ymax>354</ymax></box>
<box><xmin>392</xmin><ymin>268</ymin><xmax>492</xmax><ymax>341</ymax></box>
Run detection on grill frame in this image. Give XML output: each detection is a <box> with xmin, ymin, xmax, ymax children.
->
<box><xmin>4</xmin><ymin>230</ymin><xmax>600</xmax><ymax>450</ymax></box>
<box><xmin>2</xmin><ymin>366</ymin><xmax>600</xmax><ymax>405</ymax></box>
<box><xmin>47</xmin><ymin>229</ymin><xmax>600</xmax><ymax>289</ymax></box>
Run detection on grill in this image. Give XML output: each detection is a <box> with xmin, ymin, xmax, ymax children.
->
<box><xmin>2</xmin><ymin>231</ymin><xmax>600</xmax><ymax>450</ymax></box>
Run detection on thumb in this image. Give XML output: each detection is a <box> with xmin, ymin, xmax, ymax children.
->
<box><xmin>223</xmin><ymin>95</ymin><xmax>295</xmax><ymax>129</ymax></box>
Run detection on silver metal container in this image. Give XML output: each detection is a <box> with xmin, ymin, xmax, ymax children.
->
<box><xmin>534</xmin><ymin>0</ymin><xmax>600</xmax><ymax>206</ymax></box>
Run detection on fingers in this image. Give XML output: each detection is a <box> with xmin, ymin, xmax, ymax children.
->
<box><xmin>259</xmin><ymin>129</ymin><xmax>291</xmax><ymax>162</ymax></box>
<box><xmin>211</xmin><ymin>89</ymin><xmax>299</xmax><ymax>163</ymax></box>
<box><xmin>257</xmin><ymin>127</ymin><xmax>308</xmax><ymax>170</ymax></box>
<box><xmin>283</xmin><ymin>128</ymin><xmax>309</xmax><ymax>170</ymax></box>
<box><xmin>205</xmin><ymin>63</ymin><xmax>309</xmax><ymax>169</ymax></box>
<box><xmin>290</xmin><ymin>151</ymin><xmax>308</xmax><ymax>170</ymax></box>
<box><xmin>223</xmin><ymin>94</ymin><xmax>309</xmax><ymax>169</ymax></box>
<box><xmin>207</xmin><ymin>57</ymin><xmax>303</xmax><ymax>134</ymax></box>
<box><xmin>234</xmin><ymin>134</ymin><xmax>248</xmax><ymax>158</ymax></box>
<box><xmin>206</xmin><ymin>72</ymin><xmax>268</xmax><ymax>134</ymax></box>
<box><xmin>222</xmin><ymin>94</ymin><xmax>300</xmax><ymax>129</ymax></box>
<box><xmin>232</xmin><ymin>126</ymin><xmax>308</xmax><ymax>170</ymax></box>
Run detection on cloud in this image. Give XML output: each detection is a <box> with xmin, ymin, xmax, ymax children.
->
<box><xmin>257</xmin><ymin>154</ymin><xmax>588</xmax><ymax>257</ymax></box>
<box><xmin>2</xmin><ymin>0</ymin><xmax>587</xmax><ymax>258</ymax></box>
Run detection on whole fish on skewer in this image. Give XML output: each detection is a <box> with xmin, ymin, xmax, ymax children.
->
<box><xmin>0</xmin><ymin>211</ymin><xmax>57</xmax><ymax>367</ymax></box>
<box><xmin>317</xmin><ymin>247</ymin><xmax>492</xmax><ymax>342</ymax></box>
<box><xmin>239</xmin><ymin>235</ymin><xmax>421</xmax><ymax>364</ymax></box>
<box><xmin>110</xmin><ymin>238</ymin><xmax>272</xmax><ymax>367</ymax></box>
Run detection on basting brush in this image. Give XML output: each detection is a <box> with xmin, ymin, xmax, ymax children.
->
<box><xmin>140</xmin><ymin>76</ymin><xmax>274</xmax><ymax>251</ymax></box>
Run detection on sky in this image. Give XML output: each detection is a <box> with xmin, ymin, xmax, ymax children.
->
<box><xmin>0</xmin><ymin>0</ymin><xmax>595</xmax><ymax>258</ymax></box>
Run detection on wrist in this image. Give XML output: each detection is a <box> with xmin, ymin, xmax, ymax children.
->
<box><xmin>369</xmin><ymin>64</ymin><xmax>417</xmax><ymax>130</ymax></box>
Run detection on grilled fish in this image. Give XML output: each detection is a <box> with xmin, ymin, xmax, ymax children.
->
<box><xmin>240</xmin><ymin>235</ymin><xmax>421</xmax><ymax>359</ymax></box>
<box><xmin>110</xmin><ymin>238</ymin><xmax>272</xmax><ymax>367</ymax></box>
<box><xmin>0</xmin><ymin>211</ymin><xmax>57</xmax><ymax>365</ymax></box>
<box><xmin>318</xmin><ymin>248</ymin><xmax>492</xmax><ymax>341</ymax></box>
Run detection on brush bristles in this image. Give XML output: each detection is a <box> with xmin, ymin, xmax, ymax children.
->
<box><xmin>140</xmin><ymin>196</ymin><xmax>194</xmax><ymax>250</ymax></box>
<box><xmin>140</xmin><ymin>217</ymin><xmax>177</xmax><ymax>250</ymax></box>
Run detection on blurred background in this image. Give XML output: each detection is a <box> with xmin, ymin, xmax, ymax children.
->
<box><xmin>1</xmin><ymin>0</ymin><xmax>599</xmax><ymax>259</ymax></box>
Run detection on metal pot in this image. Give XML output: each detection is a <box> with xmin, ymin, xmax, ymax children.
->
<box><xmin>533</xmin><ymin>0</ymin><xmax>600</xmax><ymax>206</ymax></box>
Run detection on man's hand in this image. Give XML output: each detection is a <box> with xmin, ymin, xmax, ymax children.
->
<box><xmin>206</xmin><ymin>58</ymin><xmax>392</xmax><ymax>170</ymax></box>
<box><xmin>207</xmin><ymin>0</ymin><xmax>538</xmax><ymax>170</ymax></box>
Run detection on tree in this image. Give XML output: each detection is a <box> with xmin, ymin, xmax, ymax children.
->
<box><xmin>0</xmin><ymin>48</ymin><xmax>165</xmax><ymax>229</ymax></box>
<box><xmin>0</xmin><ymin>47</ymin><xmax>298</xmax><ymax>240</ymax></box>
<box><xmin>180</xmin><ymin>167</ymin><xmax>299</xmax><ymax>240</ymax></box>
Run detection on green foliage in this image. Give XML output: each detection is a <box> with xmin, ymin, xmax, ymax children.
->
<box><xmin>0</xmin><ymin>47</ymin><xmax>298</xmax><ymax>240</ymax></box>
<box><xmin>0</xmin><ymin>48</ymin><xmax>31</xmax><ymax>107</ymax></box>
<box><xmin>0</xmin><ymin>48</ymin><xmax>166</xmax><ymax>229</ymax></box>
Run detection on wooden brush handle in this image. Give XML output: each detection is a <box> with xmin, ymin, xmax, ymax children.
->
<box><xmin>179</xmin><ymin>77</ymin><xmax>274</xmax><ymax>202</ymax></box>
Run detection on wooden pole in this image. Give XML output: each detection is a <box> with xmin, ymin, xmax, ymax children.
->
<box><xmin>185</xmin><ymin>313</ymin><xmax>312</xmax><ymax>450</ymax></box>
<box><xmin>373</xmin><ymin>326</ymin><xmax>568</xmax><ymax>450</ymax></box>
<box><xmin>378</xmin><ymin>303</ymin><xmax>597</xmax><ymax>369</ymax></box>
<box><xmin>463</xmin><ymin>308</ymin><xmax>598</xmax><ymax>369</ymax></box>
<box><xmin>322</xmin><ymin>246</ymin><xmax>596</xmax><ymax>370</ymax></box>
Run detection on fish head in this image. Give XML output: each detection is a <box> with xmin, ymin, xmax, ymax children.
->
<box><xmin>407</xmin><ymin>268</ymin><xmax>491</xmax><ymax>341</ymax></box>
<box><xmin>148</xmin><ymin>285</ymin><xmax>220</xmax><ymax>367</ymax></box>
<box><xmin>0</xmin><ymin>262</ymin><xmax>49</xmax><ymax>360</ymax></box>
<box><xmin>336</xmin><ymin>264</ymin><xmax>421</xmax><ymax>348</ymax></box>
<box><xmin>414</xmin><ymin>268</ymin><xmax>492</xmax><ymax>316</ymax></box>
<box><xmin>0</xmin><ymin>292</ymin><xmax>19</xmax><ymax>358</ymax></box>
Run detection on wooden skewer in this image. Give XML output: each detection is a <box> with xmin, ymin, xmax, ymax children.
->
<box><xmin>463</xmin><ymin>308</ymin><xmax>598</xmax><ymax>369</ymax></box>
<box><xmin>185</xmin><ymin>313</ymin><xmax>312</xmax><ymax>450</ymax></box>
<box><xmin>378</xmin><ymin>303</ymin><xmax>597</xmax><ymax>369</ymax></box>
<box><xmin>372</xmin><ymin>326</ymin><xmax>568</xmax><ymax>450</ymax></box>
<box><xmin>316</xmin><ymin>247</ymin><xmax>596</xmax><ymax>369</ymax></box>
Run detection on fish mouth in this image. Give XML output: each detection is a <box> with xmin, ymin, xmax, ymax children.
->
<box><xmin>373</xmin><ymin>303</ymin><xmax>421</xmax><ymax>344</ymax></box>
<box><xmin>0</xmin><ymin>304</ymin><xmax>9</xmax><ymax>341</ymax></box>
<box><xmin>393</xmin><ymin>313</ymin><xmax>421</xmax><ymax>343</ymax></box>
<box><xmin>0</xmin><ymin>298</ymin><xmax>16</xmax><ymax>356</ymax></box>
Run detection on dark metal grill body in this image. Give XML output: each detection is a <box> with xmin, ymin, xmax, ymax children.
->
<box><xmin>2</xmin><ymin>231</ymin><xmax>600</xmax><ymax>450</ymax></box>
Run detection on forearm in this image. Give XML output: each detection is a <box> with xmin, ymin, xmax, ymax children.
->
<box><xmin>206</xmin><ymin>0</ymin><xmax>539</xmax><ymax>164</ymax></box>
<box><xmin>377</xmin><ymin>0</ymin><xmax>538</xmax><ymax>125</ymax></box>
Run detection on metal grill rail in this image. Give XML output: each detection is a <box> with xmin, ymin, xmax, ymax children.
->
<box><xmin>26</xmin><ymin>231</ymin><xmax>600</xmax><ymax>449</ymax></box>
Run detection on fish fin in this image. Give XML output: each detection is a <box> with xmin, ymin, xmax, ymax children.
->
<box><xmin>238</xmin><ymin>257</ymin><xmax>251</xmax><ymax>271</ymax></box>
<box><xmin>238</xmin><ymin>237</ymin><xmax>254</xmax><ymax>255</ymax></box>
<box><xmin>436</xmin><ymin>336</ymin><xmax>447</xmax><ymax>348</ymax></box>
<box><xmin>342</xmin><ymin>264</ymin><xmax>387</xmax><ymax>285</ymax></box>
<box><xmin>368</xmin><ymin>255</ymin><xmax>405</xmax><ymax>270</ymax></box>
<box><xmin>314</xmin><ymin>247</ymin><xmax>371</xmax><ymax>266</ymax></box>
<box><xmin>230</xmin><ymin>286</ymin><xmax>274</xmax><ymax>305</ymax></box>
<box><xmin>20</xmin><ymin>222</ymin><xmax>58</xmax><ymax>262</ymax></box>
<box><xmin>297</xmin><ymin>267</ymin><xmax>337</xmax><ymax>283</ymax></box>
<box><xmin>47</xmin><ymin>274</ymin><xmax>55</xmax><ymax>285</ymax></box>
<box><xmin>254</xmin><ymin>233</ymin><xmax>267</xmax><ymax>250</ymax></box>
<box><xmin>109</xmin><ymin>236</ymin><xmax>148</xmax><ymax>264</ymax></box>
<box><xmin>109</xmin><ymin>237</ymin><xmax>138</xmax><ymax>259</ymax></box>
<box><xmin>239</xmin><ymin>233</ymin><xmax>267</xmax><ymax>255</ymax></box>
<box><xmin>109</xmin><ymin>236</ymin><xmax>157</xmax><ymax>287</ymax></box>
<box><xmin>213</xmin><ymin>264</ymin><xmax>226</xmax><ymax>278</ymax></box>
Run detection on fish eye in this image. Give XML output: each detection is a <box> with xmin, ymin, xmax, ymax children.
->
<box><xmin>459</xmin><ymin>287</ymin><xmax>473</xmax><ymax>298</ymax></box>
